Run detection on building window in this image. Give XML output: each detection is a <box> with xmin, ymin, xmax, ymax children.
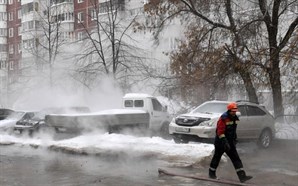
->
<box><xmin>18</xmin><ymin>9</ymin><xmax>21</xmax><ymax>19</ymax></box>
<box><xmin>0</xmin><ymin>60</ymin><xmax>7</xmax><ymax>69</ymax></box>
<box><xmin>8</xmin><ymin>0</ymin><xmax>12</xmax><ymax>5</ymax></box>
<box><xmin>78</xmin><ymin>0</ymin><xmax>84</xmax><ymax>3</ymax></box>
<box><xmin>9</xmin><ymin>61</ymin><xmax>13</xmax><ymax>70</ymax></box>
<box><xmin>9</xmin><ymin>44</ymin><xmax>14</xmax><ymax>54</ymax></box>
<box><xmin>18</xmin><ymin>26</ymin><xmax>21</xmax><ymax>35</ymax></box>
<box><xmin>8</xmin><ymin>12</ymin><xmax>13</xmax><ymax>21</ymax></box>
<box><xmin>77</xmin><ymin>32</ymin><xmax>83</xmax><ymax>41</ymax></box>
<box><xmin>9</xmin><ymin>28</ymin><xmax>13</xmax><ymax>37</ymax></box>
<box><xmin>50</xmin><ymin>0</ymin><xmax>72</xmax><ymax>5</ymax></box>
<box><xmin>77</xmin><ymin>12</ymin><xmax>84</xmax><ymax>23</ymax></box>
<box><xmin>22</xmin><ymin>20</ymin><xmax>39</xmax><ymax>31</ymax></box>
<box><xmin>23</xmin><ymin>39</ymin><xmax>35</xmax><ymax>49</ymax></box>
<box><xmin>0</xmin><ymin>12</ymin><xmax>6</xmax><ymax>21</ymax></box>
<box><xmin>52</xmin><ymin>12</ymin><xmax>74</xmax><ymax>22</ymax></box>
<box><xmin>98</xmin><ymin>0</ymin><xmax>125</xmax><ymax>14</ymax></box>
<box><xmin>90</xmin><ymin>8</ymin><xmax>97</xmax><ymax>20</ymax></box>
<box><xmin>0</xmin><ymin>28</ymin><xmax>6</xmax><ymax>36</ymax></box>
<box><xmin>0</xmin><ymin>0</ymin><xmax>7</xmax><ymax>5</ymax></box>
<box><xmin>22</xmin><ymin>2</ymin><xmax>39</xmax><ymax>15</ymax></box>
<box><xmin>18</xmin><ymin>43</ymin><xmax>22</xmax><ymax>53</ymax></box>
<box><xmin>0</xmin><ymin>44</ymin><xmax>6</xmax><ymax>52</ymax></box>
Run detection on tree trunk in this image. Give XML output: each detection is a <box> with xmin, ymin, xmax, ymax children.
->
<box><xmin>238</xmin><ymin>69</ymin><xmax>259</xmax><ymax>104</ymax></box>
<box><xmin>268</xmin><ymin>56</ymin><xmax>284</xmax><ymax>117</ymax></box>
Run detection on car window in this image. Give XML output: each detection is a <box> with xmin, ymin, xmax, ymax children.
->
<box><xmin>151</xmin><ymin>99</ymin><xmax>162</xmax><ymax>111</ymax></box>
<box><xmin>238</xmin><ymin>105</ymin><xmax>247</xmax><ymax>116</ymax></box>
<box><xmin>124</xmin><ymin>100</ymin><xmax>144</xmax><ymax>108</ymax></box>
<box><xmin>246</xmin><ymin>105</ymin><xmax>266</xmax><ymax>116</ymax></box>
<box><xmin>124</xmin><ymin>100</ymin><xmax>133</xmax><ymax>107</ymax></box>
<box><xmin>134</xmin><ymin>100</ymin><xmax>144</xmax><ymax>107</ymax></box>
<box><xmin>192</xmin><ymin>102</ymin><xmax>227</xmax><ymax>114</ymax></box>
<box><xmin>23</xmin><ymin>113</ymin><xmax>34</xmax><ymax>119</ymax></box>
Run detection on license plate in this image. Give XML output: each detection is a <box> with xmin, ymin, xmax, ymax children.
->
<box><xmin>175</xmin><ymin>127</ymin><xmax>190</xmax><ymax>133</ymax></box>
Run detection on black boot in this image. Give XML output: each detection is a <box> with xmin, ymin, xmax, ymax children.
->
<box><xmin>237</xmin><ymin>170</ymin><xmax>253</xmax><ymax>183</ymax></box>
<box><xmin>209</xmin><ymin>168</ymin><xmax>217</xmax><ymax>179</ymax></box>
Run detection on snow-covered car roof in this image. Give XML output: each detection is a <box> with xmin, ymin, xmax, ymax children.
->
<box><xmin>123</xmin><ymin>93</ymin><xmax>154</xmax><ymax>99</ymax></box>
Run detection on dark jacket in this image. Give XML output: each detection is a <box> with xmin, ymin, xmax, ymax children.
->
<box><xmin>215</xmin><ymin>111</ymin><xmax>239</xmax><ymax>143</ymax></box>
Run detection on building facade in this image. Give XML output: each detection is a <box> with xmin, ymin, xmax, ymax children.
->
<box><xmin>0</xmin><ymin>0</ymin><xmax>182</xmax><ymax>107</ymax></box>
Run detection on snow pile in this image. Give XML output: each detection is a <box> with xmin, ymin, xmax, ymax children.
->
<box><xmin>0</xmin><ymin>132</ymin><xmax>214</xmax><ymax>165</ymax></box>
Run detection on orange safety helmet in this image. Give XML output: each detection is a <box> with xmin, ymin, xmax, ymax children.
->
<box><xmin>227</xmin><ymin>102</ymin><xmax>238</xmax><ymax>111</ymax></box>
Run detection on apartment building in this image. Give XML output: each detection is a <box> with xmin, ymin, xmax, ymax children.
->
<box><xmin>0</xmin><ymin>0</ymin><xmax>22</xmax><ymax>106</ymax></box>
<box><xmin>0</xmin><ymin>0</ymin><xmax>181</xmax><ymax>107</ymax></box>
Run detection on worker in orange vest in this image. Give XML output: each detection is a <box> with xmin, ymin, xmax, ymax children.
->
<box><xmin>209</xmin><ymin>102</ymin><xmax>252</xmax><ymax>183</ymax></box>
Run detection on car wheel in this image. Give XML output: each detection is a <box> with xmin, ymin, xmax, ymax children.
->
<box><xmin>258</xmin><ymin>129</ymin><xmax>272</xmax><ymax>148</ymax></box>
<box><xmin>172</xmin><ymin>134</ymin><xmax>189</xmax><ymax>144</ymax></box>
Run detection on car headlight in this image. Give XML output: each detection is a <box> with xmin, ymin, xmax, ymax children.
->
<box><xmin>200</xmin><ymin>118</ymin><xmax>217</xmax><ymax>127</ymax></box>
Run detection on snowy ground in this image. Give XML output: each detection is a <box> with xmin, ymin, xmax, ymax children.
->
<box><xmin>0</xmin><ymin>122</ymin><xmax>297</xmax><ymax>167</ymax></box>
<box><xmin>0</xmin><ymin>131</ymin><xmax>215</xmax><ymax>166</ymax></box>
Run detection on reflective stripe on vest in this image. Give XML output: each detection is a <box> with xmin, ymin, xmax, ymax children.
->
<box><xmin>226</xmin><ymin>121</ymin><xmax>238</xmax><ymax>125</ymax></box>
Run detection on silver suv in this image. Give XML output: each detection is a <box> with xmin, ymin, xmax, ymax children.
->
<box><xmin>169</xmin><ymin>100</ymin><xmax>275</xmax><ymax>148</ymax></box>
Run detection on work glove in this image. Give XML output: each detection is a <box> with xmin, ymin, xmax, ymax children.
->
<box><xmin>222</xmin><ymin>138</ymin><xmax>231</xmax><ymax>152</ymax></box>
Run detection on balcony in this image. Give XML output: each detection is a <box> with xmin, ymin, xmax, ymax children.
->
<box><xmin>50</xmin><ymin>1</ymin><xmax>74</xmax><ymax>16</ymax></box>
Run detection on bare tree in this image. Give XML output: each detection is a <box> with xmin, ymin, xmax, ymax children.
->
<box><xmin>73</xmin><ymin>0</ymin><xmax>147</xmax><ymax>91</ymax></box>
<box><xmin>21</xmin><ymin>1</ymin><xmax>68</xmax><ymax>87</ymax></box>
<box><xmin>143</xmin><ymin>0</ymin><xmax>298</xmax><ymax>116</ymax></box>
<box><xmin>257</xmin><ymin>0</ymin><xmax>298</xmax><ymax>116</ymax></box>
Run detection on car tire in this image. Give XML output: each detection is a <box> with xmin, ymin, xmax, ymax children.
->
<box><xmin>172</xmin><ymin>134</ymin><xmax>189</xmax><ymax>144</ymax></box>
<box><xmin>258</xmin><ymin>129</ymin><xmax>272</xmax><ymax>148</ymax></box>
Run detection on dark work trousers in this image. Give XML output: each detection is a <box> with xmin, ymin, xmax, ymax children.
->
<box><xmin>210</xmin><ymin>140</ymin><xmax>243</xmax><ymax>171</ymax></box>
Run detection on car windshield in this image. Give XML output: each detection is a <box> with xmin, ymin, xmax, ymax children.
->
<box><xmin>191</xmin><ymin>102</ymin><xmax>227</xmax><ymax>114</ymax></box>
<box><xmin>22</xmin><ymin>112</ymin><xmax>44</xmax><ymax>120</ymax></box>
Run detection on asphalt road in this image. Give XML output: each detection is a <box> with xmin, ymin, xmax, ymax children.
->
<box><xmin>0</xmin><ymin>139</ymin><xmax>297</xmax><ymax>186</ymax></box>
<box><xmin>162</xmin><ymin>139</ymin><xmax>298</xmax><ymax>186</ymax></box>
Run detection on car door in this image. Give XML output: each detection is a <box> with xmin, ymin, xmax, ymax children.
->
<box><xmin>237</xmin><ymin>105</ymin><xmax>250</xmax><ymax>139</ymax></box>
<box><xmin>245</xmin><ymin>105</ymin><xmax>266</xmax><ymax>138</ymax></box>
<box><xmin>150</xmin><ymin>98</ymin><xmax>166</xmax><ymax>131</ymax></box>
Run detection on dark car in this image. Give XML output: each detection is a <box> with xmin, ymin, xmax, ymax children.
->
<box><xmin>0</xmin><ymin>109</ymin><xmax>20</xmax><ymax>132</ymax></box>
<box><xmin>14</xmin><ymin>111</ymin><xmax>45</xmax><ymax>134</ymax></box>
<box><xmin>0</xmin><ymin>108</ymin><xmax>14</xmax><ymax>120</ymax></box>
<box><xmin>14</xmin><ymin>107</ymin><xmax>90</xmax><ymax>135</ymax></box>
